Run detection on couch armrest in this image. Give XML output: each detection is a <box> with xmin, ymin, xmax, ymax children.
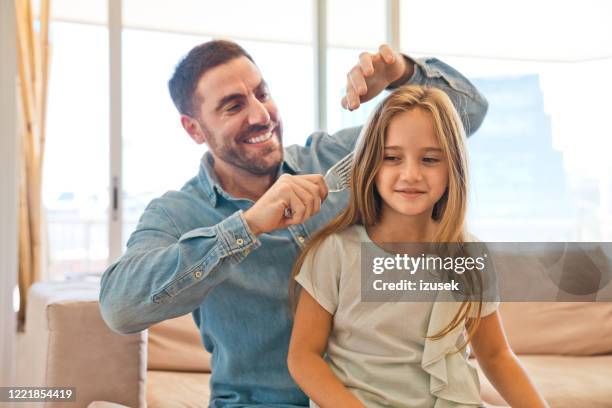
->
<box><xmin>21</xmin><ymin>280</ymin><xmax>147</xmax><ymax>408</ymax></box>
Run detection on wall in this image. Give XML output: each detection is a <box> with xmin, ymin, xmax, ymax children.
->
<box><xmin>0</xmin><ymin>0</ymin><xmax>19</xmax><ymax>386</ymax></box>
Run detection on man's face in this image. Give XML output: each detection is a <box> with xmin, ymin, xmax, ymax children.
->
<box><xmin>186</xmin><ymin>56</ymin><xmax>283</xmax><ymax>176</ymax></box>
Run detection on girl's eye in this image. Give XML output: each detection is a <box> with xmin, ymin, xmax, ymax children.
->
<box><xmin>383</xmin><ymin>156</ymin><xmax>400</xmax><ymax>162</ymax></box>
<box><xmin>423</xmin><ymin>157</ymin><xmax>440</xmax><ymax>164</ymax></box>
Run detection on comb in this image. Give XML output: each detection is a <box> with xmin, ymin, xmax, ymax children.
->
<box><xmin>284</xmin><ymin>152</ymin><xmax>354</xmax><ymax>218</ymax></box>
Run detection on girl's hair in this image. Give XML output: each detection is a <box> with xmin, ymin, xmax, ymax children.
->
<box><xmin>290</xmin><ymin>85</ymin><xmax>483</xmax><ymax>350</ymax></box>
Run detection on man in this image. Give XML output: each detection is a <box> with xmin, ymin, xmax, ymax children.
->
<box><xmin>99</xmin><ymin>40</ymin><xmax>488</xmax><ymax>407</ymax></box>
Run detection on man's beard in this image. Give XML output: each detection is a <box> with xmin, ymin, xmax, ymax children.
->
<box><xmin>200</xmin><ymin>119</ymin><xmax>284</xmax><ymax>176</ymax></box>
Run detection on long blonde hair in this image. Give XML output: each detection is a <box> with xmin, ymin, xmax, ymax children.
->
<box><xmin>290</xmin><ymin>85</ymin><xmax>484</xmax><ymax>348</ymax></box>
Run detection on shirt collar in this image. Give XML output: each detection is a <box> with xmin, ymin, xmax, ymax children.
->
<box><xmin>198</xmin><ymin>150</ymin><xmax>300</xmax><ymax>207</ymax></box>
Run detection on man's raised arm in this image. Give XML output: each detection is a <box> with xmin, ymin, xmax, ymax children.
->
<box><xmin>343</xmin><ymin>44</ymin><xmax>488</xmax><ymax>136</ymax></box>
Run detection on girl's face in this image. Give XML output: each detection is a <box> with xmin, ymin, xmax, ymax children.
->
<box><xmin>375</xmin><ymin>108</ymin><xmax>449</xmax><ymax>220</ymax></box>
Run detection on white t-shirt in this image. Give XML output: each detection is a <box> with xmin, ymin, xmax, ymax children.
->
<box><xmin>295</xmin><ymin>224</ymin><xmax>498</xmax><ymax>408</ymax></box>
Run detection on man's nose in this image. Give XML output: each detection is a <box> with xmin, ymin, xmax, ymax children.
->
<box><xmin>247</xmin><ymin>96</ymin><xmax>271</xmax><ymax>125</ymax></box>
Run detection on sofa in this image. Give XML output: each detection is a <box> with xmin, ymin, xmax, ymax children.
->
<box><xmin>20</xmin><ymin>277</ymin><xmax>612</xmax><ymax>408</ymax></box>
<box><xmin>19</xmin><ymin>280</ymin><xmax>211</xmax><ymax>408</ymax></box>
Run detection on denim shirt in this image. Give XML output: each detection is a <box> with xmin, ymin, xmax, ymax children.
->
<box><xmin>99</xmin><ymin>57</ymin><xmax>488</xmax><ymax>408</ymax></box>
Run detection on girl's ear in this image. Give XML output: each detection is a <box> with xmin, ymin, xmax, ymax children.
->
<box><xmin>181</xmin><ymin>115</ymin><xmax>207</xmax><ymax>145</ymax></box>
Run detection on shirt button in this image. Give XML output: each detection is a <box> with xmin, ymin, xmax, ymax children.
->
<box><xmin>298</xmin><ymin>236</ymin><xmax>305</xmax><ymax>244</ymax></box>
<box><xmin>236</xmin><ymin>238</ymin><xmax>244</xmax><ymax>246</ymax></box>
<box><xmin>194</xmin><ymin>270</ymin><xmax>202</xmax><ymax>279</ymax></box>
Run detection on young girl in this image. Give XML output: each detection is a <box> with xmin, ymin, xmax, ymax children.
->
<box><xmin>287</xmin><ymin>86</ymin><xmax>548</xmax><ymax>408</ymax></box>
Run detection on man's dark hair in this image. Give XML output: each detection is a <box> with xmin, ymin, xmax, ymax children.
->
<box><xmin>168</xmin><ymin>40</ymin><xmax>254</xmax><ymax>116</ymax></box>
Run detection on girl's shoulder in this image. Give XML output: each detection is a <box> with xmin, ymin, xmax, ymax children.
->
<box><xmin>334</xmin><ymin>224</ymin><xmax>368</xmax><ymax>246</ymax></box>
<box><xmin>313</xmin><ymin>224</ymin><xmax>365</xmax><ymax>254</ymax></box>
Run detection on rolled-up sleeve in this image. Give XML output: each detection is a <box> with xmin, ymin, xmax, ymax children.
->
<box><xmin>99</xmin><ymin>206</ymin><xmax>260</xmax><ymax>334</ymax></box>
<box><xmin>406</xmin><ymin>57</ymin><xmax>489</xmax><ymax>136</ymax></box>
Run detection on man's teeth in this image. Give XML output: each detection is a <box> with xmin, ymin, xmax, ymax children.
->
<box><xmin>244</xmin><ymin>131</ymin><xmax>273</xmax><ymax>144</ymax></box>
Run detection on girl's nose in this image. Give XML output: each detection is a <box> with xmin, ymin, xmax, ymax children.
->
<box><xmin>400</xmin><ymin>160</ymin><xmax>423</xmax><ymax>182</ymax></box>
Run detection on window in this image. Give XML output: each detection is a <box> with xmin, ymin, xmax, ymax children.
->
<box><xmin>456</xmin><ymin>57</ymin><xmax>612</xmax><ymax>241</ymax></box>
<box><xmin>41</xmin><ymin>1</ymin><xmax>612</xmax><ymax>281</ymax></box>
<box><xmin>121</xmin><ymin>29</ymin><xmax>211</xmax><ymax>247</ymax></box>
<box><xmin>400</xmin><ymin>0</ymin><xmax>612</xmax><ymax>240</ymax></box>
<box><xmin>43</xmin><ymin>21</ymin><xmax>109</xmax><ymax>279</ymax></box>
<box><xmin>326</xmin><ymin>0</ymin><xmax>387</xmax><ymax>133</ymax></box>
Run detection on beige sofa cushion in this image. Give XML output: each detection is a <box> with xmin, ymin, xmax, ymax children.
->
<box><xmin>147</xmin><ymin>313</ymin><xmax>211</xmax><ymax>372</ymax></box>
<box><xmin>147</xmin><ymin>370</ymin><xmax>211</xmax><ymax>408</ymax></box>
<box><xmin>24</xmin><ymin>281</ymin><xmax>147</xmax><ymax>408</ymax></box>
<box><xmin>87</xmin><ymin>402</ymin><xmax>131</xmax><ymax>408</ymax></box>
<box><xmin>474</xmin><ymin>355</ymin><xmax>612</xmax><ymax>408</ymax></box>
<box><xmin>499</xmin><ymin>302</ymin><xmax>612</xmax><ymax>355</ymax></box>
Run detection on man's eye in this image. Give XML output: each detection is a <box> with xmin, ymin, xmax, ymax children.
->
<box><xmin>227</xmin><ymin>104</ymin><xmax>242</xmax><ymax>112</ymax></box>
<box><xmin>258</xmin><ymin>92</ymin><xmax>269</xmax><ymax>101</ymax></box>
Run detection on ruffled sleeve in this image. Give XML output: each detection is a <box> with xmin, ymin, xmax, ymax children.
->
<box><xmin>422</xmin><ymin>300</ymin><xmax>484</xmax><ymax>407</ymax></box>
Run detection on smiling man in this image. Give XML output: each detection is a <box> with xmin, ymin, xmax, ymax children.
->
<box><xmin>99</xmin><ymin>40</ymin><xmax>488</xmax><ymax>407</ymax></box>
<box><xmin>181</xmin><ymin>53</ymin><xmax>284</xmax><ymax>181</ymax></box>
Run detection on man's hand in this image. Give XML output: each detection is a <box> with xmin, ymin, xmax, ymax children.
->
<box><xmin>243</xmin><ymin>174</ymin><xmax>328</xmax><ymax>236</ymax></box>
<box><xmin>341</xmin><ymin>44</ymin><xmax>415</xmax><ymax>111</ymax></box>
